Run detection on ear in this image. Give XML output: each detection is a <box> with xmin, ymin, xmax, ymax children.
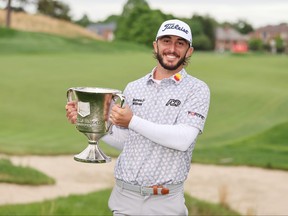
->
<box><xmin>186</xmin><ymin>47</ymin><xmax>194</xmax><ymax>58</ymax></box>
<box><xmin>153</xmin><ymin>41</ymin><xmax>158</xmax><ymax>53</ymax></box>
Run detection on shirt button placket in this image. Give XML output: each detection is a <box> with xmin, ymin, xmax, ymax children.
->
<box><xmin>154</xmin><ymin>83</ymin><xmax>164</xmax><ymax>106</ymax></box>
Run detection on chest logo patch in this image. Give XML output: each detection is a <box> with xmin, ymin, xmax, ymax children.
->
<box><xmin>133</xmin><ymin>98</ymin><xmax>145</xmax><ymax>106</ymax></box>
<box><xmin>166</xmin><ymin>99</ymin><xmax>181</xmax><ymax>107</ymax></box>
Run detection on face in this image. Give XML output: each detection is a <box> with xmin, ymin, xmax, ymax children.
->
<box><xmin>153</xmin><ymin>35</ymin><xmax>193</xmax><ymax>71</ymax></box>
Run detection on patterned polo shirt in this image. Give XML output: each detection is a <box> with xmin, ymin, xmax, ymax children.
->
<box><xmin>114</xmin><ymin>68</ymin><xmax>210</xmax><ymax>186</ymax></box>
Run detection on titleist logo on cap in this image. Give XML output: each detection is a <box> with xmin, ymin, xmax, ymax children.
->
<box><xmin>162</xmin><ymin>23</ymin><xmax>189</xmax><ymax>34</ymax></box>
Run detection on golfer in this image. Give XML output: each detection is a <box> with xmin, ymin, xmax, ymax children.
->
<box><xmin>66</xmin><ymin>19</ymin><xmax>210</xmax><ymax>215</ymax></box>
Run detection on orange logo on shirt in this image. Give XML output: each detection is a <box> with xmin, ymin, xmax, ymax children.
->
<box><xmin>174</xmin><ymin>73</ymin><xmax>181</xmax><ymax>81</ymax></box>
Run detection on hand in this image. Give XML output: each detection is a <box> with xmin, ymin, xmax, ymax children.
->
<box><xmin>65</xmin><ymin>101</ymin><xmax>77</xmax><ymax>124</ymax></box>
<box><xmin>109</xmin><ymin>104</ymin><xmax>133</xmax><ymax>128</ymax></box>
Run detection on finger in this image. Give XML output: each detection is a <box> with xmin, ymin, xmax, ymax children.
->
<box><xmin>67</xmin><ymin>101</ymin><xmax>76</xmax><ymax>105</ymax></box>
<box><xmin>112</xmin><ymin>104</ymin><xmax>122</xmax><ymax>112</ymax></box>
<box><xmin>65</xmin><ymin>104</ymin><xmax>72</xmax><ymax>110</ymax></box>
<box><xmin>65</xmin><ymin>103</ymin><xmax>77</xmax><ymax>111</ymax></box>
<box><xmin>67</xmin><ymin>102</ymin><xmax>77</xmax><ymax>109</ymax></box>
<box><xmin>70</xmin><ymin>111</ymin><xmax>77</xmax><ymax>117</ymax></box>
<box><xmin>71</xmin><ymin>116</ymin><xmax>77</xmax><ymax>124</ymax></box>
<box><xmin>109</xmin><ymin>116</ymin><xmax>115</xmax><ymax>125</ymax></box>
<box><xmin>67</xmin><ymin>111</ymin><xmax>77</xmax><ymax>120</ymax></box>
<box><xmin>67</xmin><ymin>114</ymin><xmax>77</xmax><ymax>124</ymax></box>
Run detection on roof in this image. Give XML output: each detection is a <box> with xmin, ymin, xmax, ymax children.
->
<box><xmin>216</xmin><ymin>27</ymin><xmax>248</xmax><ymax>41</ymax></box>
<box><xmin>254</xmin><ymin>23</ymin><xmax>288</xmax><ymax>34</ymax></box>
<box><xmin>87</xmin><ymin>22</ymin><xmax>116</xmax><ymax>35</ymax></box>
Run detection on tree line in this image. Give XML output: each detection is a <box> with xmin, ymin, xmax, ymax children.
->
<box><xmin>78</xmin><ymin>0</ymin><xmax>254</xmax><ymax>51</ymax></box>
<box><xmin>1</xmin><ymin>0</ymin><xmax>255</xmax><ymax>51</ymax></box>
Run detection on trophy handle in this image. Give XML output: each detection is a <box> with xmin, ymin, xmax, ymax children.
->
<box><xmin>66</xmin><ymin>88</ymin><xmax>75</xmax><ymax>102</ymax></box>
<box><xmin>113</xmin><ymin>93</ymin><xmax>126</xmax><ymax>108</ymax></box>
<box><xmin>107</xmin><ymin>93</ymin><xmax>126</xmax><ymax>133</ymax></box>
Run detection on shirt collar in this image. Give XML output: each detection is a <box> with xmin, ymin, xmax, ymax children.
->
<box><xmin>147</xmin><ymin>67</ymin><xmax>187</xmax><ymax>85</ymax></box>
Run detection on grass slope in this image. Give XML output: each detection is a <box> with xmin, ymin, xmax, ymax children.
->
<box><xmin>0</xmin><ymin>27</ymin><xmax>150</xmax><ymax>54</ymax></box>
<box><xmin>0</xmin><ymin>10</ymin><xmax>102</xmax><ymax>40</ymax></box>
<box><xmin>0</xmin><ymin>158</ymin><xmax>55</xmax><ymax>185</ymax></box>
<box><xmin>194</xmin><ymin>121</ymin><xmax>288</xmax><ymax>169</ymax></box>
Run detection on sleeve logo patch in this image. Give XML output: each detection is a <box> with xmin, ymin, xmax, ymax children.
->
<box><xmin>188</xmin><ymin>111</ymin><xmax>205</xmax><ymax>120</ymax></box>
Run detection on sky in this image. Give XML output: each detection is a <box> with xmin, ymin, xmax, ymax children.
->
<box><xmin>1</xmin><ymin>0</ymin><xmax>288</xmax><ymax>28</ymax></box>
<box><xmin>61</xmin><ymin>0</ymin><xmax>288</xmax><ymax>28</ymax></box>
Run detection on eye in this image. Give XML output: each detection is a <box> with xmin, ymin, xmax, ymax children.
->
<box><xmin>163</xmin><ymin>38</ymin><xmax>171</xmax><ymax>44</ymax></box>
<box><xmin>176</xmin><ymin>41</ymin><xmax>186</xmax><ymax>47</ymax></box>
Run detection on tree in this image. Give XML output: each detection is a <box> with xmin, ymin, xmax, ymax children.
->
<box><xmin>121</xmin><ymin>0</ymin><xmax>150</xmax><ymax>17</ymax></box>
<box><xmin>249</xmin><ymin>38</ymin><xmax>264</xmax><ymax>51</ymax></box>
<box><xmin>116</xmin><ymin>3</ymin><xmax>173</xmax><ymax>46</ymax></box>
<box><xmin>101</xmin><ymin>15</ymin><xmax>120</xmax><ymax>24</ymax></box>
<box><xmin>233</xmin><ymin>20</ymin><xmax>254</xmax><ymax>34</ymax></box>
<box><xmin>5</xmin><ymin>0</ymin><xmax>12</xmax><ymax>28</ymax></box>
<box><xmin>275</xmin><ymin>36</ymin><xmax>285</xmax><ymax>53</ymax></box>
<box><xmin>185</xmin><ymin>15</ymin><xmax>217</xmax><ymax>50</ymax></box>
<box><xmin>1</xmin><ymin>0</ymin><xmax>33</xmax><ymax>28</ymax></box>
<box><xmin>74</xmin><ymin>14</ymin><xmax>90</xmax><ymax>27</ymax></box>
<box><xmin>115</xmin><ymin>0</ymin><xmax>218</xmax><ymax>50</ymax></box>
<box><xmin>192</xmin><ymin>34</ymin><xmax>213</xmax><ymax>51</ymax></box>
<box><xmin>188</xmin><ymin>15</ymin><xmax>217</xmax><ymax>50</ymax></box>
<box><xmin>37</xmin><ymin>0</ymin><xmax>71</xmax><ymax>21</ymax></box>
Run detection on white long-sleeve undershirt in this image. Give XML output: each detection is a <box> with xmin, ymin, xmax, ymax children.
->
<box><xmin>102</xmin><ymin>115</ymin><xmax>200</xmax><ymax>152</ymax></box>
<box><xmin>101</xmin><ymin>126</ymin><xmax>128</xmax><ymax>150</ymax></box>
<box><xmin>129</xmin><ymin>115</ymin><xmax>199</xmax><ymax>151</ymax></box>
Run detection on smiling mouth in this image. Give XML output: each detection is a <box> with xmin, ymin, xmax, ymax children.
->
<box><xmin>165</xmin><ymin>52</ymin><xmax>179</xmax><ymax>60</ymax></box>
<box><xmin>166</xmin><ymin>55</ymin><xmax>177</xmax><ymax>60</ymax></box>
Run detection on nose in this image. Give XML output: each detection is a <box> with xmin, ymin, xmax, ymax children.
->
<box><xmin>168</xmin><ymin>43</ymin><xmax>177</xmax><ymax>52</ymax></box>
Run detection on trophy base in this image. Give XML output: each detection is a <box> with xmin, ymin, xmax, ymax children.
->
<box><xmin>74</xmin><ymin>144</ymin><xmax>111</xmax><ymax>163</ymax></box>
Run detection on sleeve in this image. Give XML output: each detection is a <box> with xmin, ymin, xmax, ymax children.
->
<box><xmin>101</xmin><ymin>125</ymin><xmax>129</xmax><ymax>150</ymax></box>
<box><xmin>177</xmin><ymin>81</ymin><xmax>210</xmax><ymax>134</ymax></box>
<box><xmin>129</xmin><ymin>115</ymin><xmax>200</xmax><ymax>151</ymax></box>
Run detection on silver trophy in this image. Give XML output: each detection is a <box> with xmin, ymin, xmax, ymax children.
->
<box><xmin>67</xmin><ymin>87</ymin><xmax>125</xmax><ymax>163</ymax></box>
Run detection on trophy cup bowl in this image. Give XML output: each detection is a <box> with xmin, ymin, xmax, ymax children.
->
<box><xmin>67</xmin><ymin>87</ymin><xmax>125</xmax><ymax>163</ymax></box>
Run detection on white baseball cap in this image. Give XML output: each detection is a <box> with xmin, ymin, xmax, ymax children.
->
<box><xmin>156</xmin><ymin>19</ymin><xmax>192</xmax><ymax>46</ymax></box>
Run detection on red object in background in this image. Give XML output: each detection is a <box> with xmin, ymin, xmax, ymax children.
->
<box><xmin>231</xmin><ymin>43</ymin><xmax>248</xmax><ymax>53</ymax></box>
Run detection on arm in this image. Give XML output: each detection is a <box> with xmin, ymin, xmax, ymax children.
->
<box><xmin>129</xmin><ymin>115</ymin><xmax>199</xmax><ymax>151</ymax></box>
<box><xmin>101</xmin><ymin>126</ymin><xmax>128</xmax><ymax>150</ymax></box>
<box><xmin>110</xmin><ymin>105</ymin><xmax>199</xmax><ymax>152</ymax></box>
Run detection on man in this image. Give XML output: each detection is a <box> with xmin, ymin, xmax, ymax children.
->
<box><xmin>66</xmin><ymin>19</ymin><xmax>210</xmax><ymax>215</ymax></box>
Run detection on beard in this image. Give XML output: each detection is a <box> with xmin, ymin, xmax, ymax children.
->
<box><xmin>155</xmin><ymin>48</ymin><xmax>189</xmax><ymax>71</ymax></box>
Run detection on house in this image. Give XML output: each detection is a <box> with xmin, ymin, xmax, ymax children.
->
<box><xmin>249</xmin><ymin>23</ymin><xmax>288</xmax><ymax>53</ymax></box>
<box><xmin>87</xmin><ymin>22</ymin><xmax>116</xmax><ymax>41</ymax></box>
<box><xmin>215</xmin><ymin>27</ymin><xmax>249</xmax><ymax>53</ymax></box>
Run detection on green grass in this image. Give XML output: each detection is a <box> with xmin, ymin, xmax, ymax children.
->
<box><xmin>0</xmin><ymin>52</ymin><xmax>151</xmax><ymax>156</ymax></box>
<box><xmin>194</xmin><ymin>121</ymin><xmax>288</xmax><ymax>169</ymax></box>
<box><xmin>0</xmin><ymin>27</ymin><xmax>150</xmax><ymax>54</ymax></box>
<box><xmin>0</xmin><ymin>158</ymin><xmax>54</xmax><ymax>185</ymax></box>
<box><xmin>190</xmin><ymin>53</ymin><xmax>288</xmax><ymax>170</ymax></box>
<box><xmin>185</xmin><ymin>193</ymin><xmax>240</xmax><ymax>216</ymax></box>
<box><xmin>0</xmin><ymin>28</ymin><xmax>288</xmax><ymax>171</ymax></box>
<box><xmin>0</xmin><ymin>189</ymin><xmax>240</xmax><ymax>216</ymax></box>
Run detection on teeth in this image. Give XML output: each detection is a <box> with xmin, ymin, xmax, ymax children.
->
<box><xmin>167</xmin><ymin>55</ymin><xmax>176</xmax><ymax>59</ymax></box>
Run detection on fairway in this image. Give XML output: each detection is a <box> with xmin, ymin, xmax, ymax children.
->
<box><xmin>0</xmin><ymin>29</ymin><xmax>288</xmax><ymax>169</ymax></box>
<box><xmin>0</xmin><ymin>52</ymin><xmax>153</xmax><ymax>155</ymax></box>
